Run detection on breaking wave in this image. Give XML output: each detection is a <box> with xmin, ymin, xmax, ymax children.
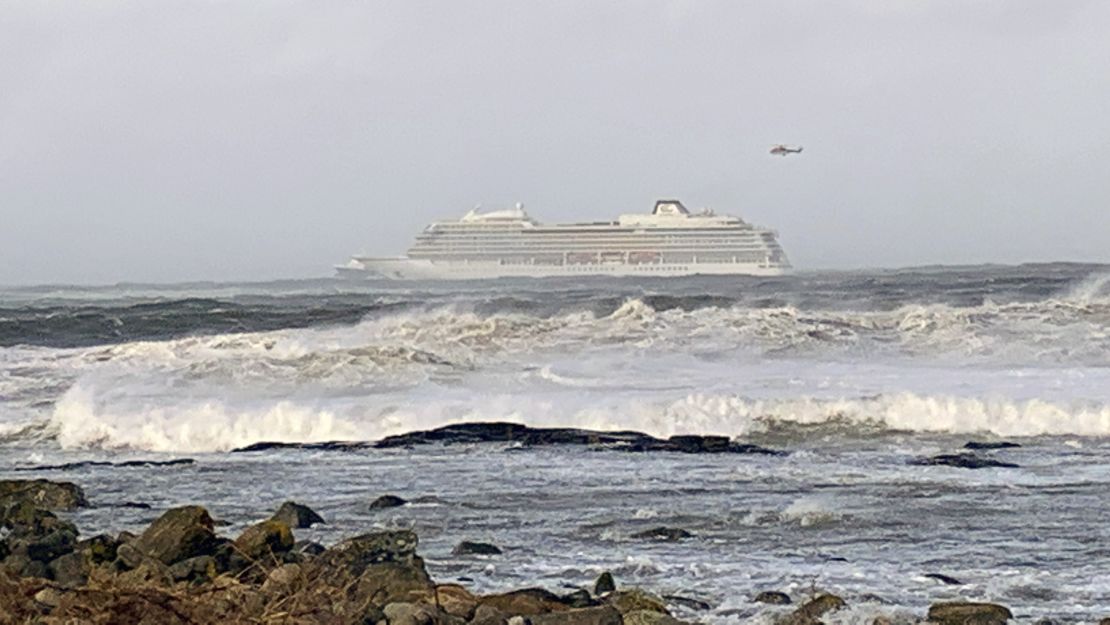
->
<box><xmin>33</xmin><ymin>388</ymin><xmax>1110</xmax><ymax>453</ymax></box>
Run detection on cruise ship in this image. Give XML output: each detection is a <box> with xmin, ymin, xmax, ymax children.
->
<box><xmin>337</xmin><ymin>200</ymin><xmax>790</xmax><ymax>280</ymax></box>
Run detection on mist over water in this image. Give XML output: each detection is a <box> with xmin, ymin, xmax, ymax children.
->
<box><xmin>2</xmin><ymin>264</ymin><xmax>1110</xmax><ymax>620</ymax></box>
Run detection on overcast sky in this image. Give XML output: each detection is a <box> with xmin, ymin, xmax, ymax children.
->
<box><xmin>2</xmin><ymin>1</ymin><xmax>1108</xmax><ymax>284</ymax></box>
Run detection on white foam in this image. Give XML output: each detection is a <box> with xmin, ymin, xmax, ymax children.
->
<box><xmin>43</xmin><ymin>382</ymin><xmax>1110</xmax><ymax>453</ymax></box>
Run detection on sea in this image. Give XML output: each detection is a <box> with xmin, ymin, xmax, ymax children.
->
<box><xmin>1</xmin><ymin>264</ymin><xmax>1109</xmax><ymax>623</ymax></box>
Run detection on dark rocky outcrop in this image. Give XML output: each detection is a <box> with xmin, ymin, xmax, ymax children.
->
<box><xmin>453</xmin><ymin>540</ymin><xmax>502</xmax><ymax>556</ymax></box>
<box><xmin>373</xmin><ymin>422</ymin><xmax>784</xmax><ymax>455</ymax></box>
<box><xmin>233</xmin><ymin>440</ymin><xmax>376</xmax><ymax>453</ymax></box>
<box><xmin>927</xmin><ymin>601</ymin><xmax>1013</xmax><ymax>625</ymax></box>
<box><xmin>271</xmin><ymin>500</ymin><xmax>326</xmax><ymax>528</ymax></box>
<box><xmin>14</xmin><ymin>458</ymin><xmax>194</xmax><ymax>472</ymax></box>
<box><xmin>632</xmin><ymin>527</ymin><xmax>693</xmax><ymax>541</ymax></box>
<box><xmin>963</xmin><ymin>441</ymin><xmax>1021</xmax><ymax>451</ymax></box>
<box><xmin>924</xmin><ymin>573</ymin><xmax>964</xmax><ymax>585</ymax></box>
<box><xmin>0</xmin><ymin>479</ymin><xmax>88</xmax><ymax>510</ymax></box>
<box><xmin>753</xmin><ymin>590</ymin><xmax>792</xmax><ymax>604</ymax></box>
<box><xmin>594</xmin><ymin>571</ymin><xmax>616</xmax><ymax>595</ymax></box>
<box><xmin>370</xmin><ymin>494</ymin><xmax>408</xmax><ymax>510</ymax></box>
<box><xmin>914</xmin><ymin>453</ymin><xmax>1019</xmax><ymax>469</ymax></box>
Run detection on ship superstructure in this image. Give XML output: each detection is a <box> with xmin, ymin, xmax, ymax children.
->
<box><xmin>337</xmin><ymin>200</ymin><xmax>790</xmax><ymax>280</ymax></box>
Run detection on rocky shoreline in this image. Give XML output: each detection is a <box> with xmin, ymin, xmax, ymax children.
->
<box><xmin>0</xmin><ymin>477</ymin><xmax>1080</xmax><ymax>625</ymax></box>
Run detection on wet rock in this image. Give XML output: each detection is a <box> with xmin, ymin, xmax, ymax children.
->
<box><xmin>531</xmin><ymin>605</ymin><xmax>623</xmax><ymax>625</ymax></box>
<box><xmin>129</xmin><ymin>505</ymin><xmax>219</xmax><ymax>566</ymax></box>
<box><xmin>594</xmin><ymin>571</ymin><xmax>616</xmax><ymax>595</ymax></box>
<box><xmin>914</xmin><ymin>453</ymin><xmax>1018</xmax><ymax>469</ymax></box>
<box><xmin>562</xmin><ymin>589</ymin><xmax>598</xmax><ymax>608</ymax></box>
<box><xmin>924</xmin><ymin>573</ymin><xmax>963</xmax><ymax>585</ymax></box>
<box><xmin>631</xmin><ymin>527</ymin><xmax>692</xmax><ymax>541</ymax></box>
<box><xmin>234</xmin><ymin>519</ymin><xmax>294</xmax><ymax>561</ymax></box>
<box><xmin>370</xmin><ymin>494</ymin><xmax>408</xmax><ymax>510</ymax></box>
<box><xmin>15</xmin><ymin>458</ymin><xmax>194</xmax><ymax>472</ymax></box>
<box><xmin>271</xmin><ymin>500</ymin><xmax>325</xmax><ymax>528</ymax></box>
<box><xmin>233</xmin><ymin>440</ymin><xmax>376</xmax><ymax>453</ymax></box>
<box><xmin>963</xmin><ymin>441</ymin><xmax>1021</xmax><ymax>450</ymax></box>
<box><xmin>119</xmin><ymin>501</ymin><xmax>152</xmax><ymax>509</ymax></box>
<box><xmin>927</xmin><ymin>602</ymin><xmax>1012</xmax><ymax>625</ymax></box>
<box><xmin>663</xmin><ymin>595</ymin><xmax>711</xmax><ymax>611</ymax></box>
<box><xmin>1098</xmin><ymin>619</ymin><xmax>1110</xmax><ymax>625</ymax></box>
<box><xmin>294</xmin><ymin>539</ymin><xmax>326</xmax><ymax>556</ymax></box>
<box><xmin>607</xmin><ymin>589</ymin><xmax>669</xmax><ymax>615</ymax></box>
<box><xmin>167</xmin><ymin>554</ymin><xmax>217</xmax><ymax>584</ymax></box>
<box><xmin>782</xmin><ymin>593</ymin><xmax>846</xmax><ymax>625</ymax></box>
<box><xmin>482</xmin><ymin>588</ymin><xmax>571</xmax><ymax>615</ymax></box>
<box><xmin>754</xmin><ymin>591</ymin><xmax>792</xmax><ymax>605</ymax></box>
<box><xmin>48</xmin><ymin>551</ymin><xmax>89</xmax><ymax>588</ymax></box>
<box><xmin>453</xmin><ymin>540</ymin><xmax>502</xmax><ymax>556</ymax></box>
<box><xmin>375</xmin><ymin>422</ymin><xmax>785</xmax><ymax>456</ymax></box>
<box><xmin>322</xmin><ymin>530</ymin><xmax>419</xmax><ymax>576</ymax></box>
<box><xmin>0</xmin><ymin>479</ymin><xmax>88</xmax><ymax>510</ymax></box>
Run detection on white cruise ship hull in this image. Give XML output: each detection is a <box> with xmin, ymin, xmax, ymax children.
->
<box><xmin>341</xmin><ymin>257</ymin><xmax>789</xmax><ymax>280</ymax></box>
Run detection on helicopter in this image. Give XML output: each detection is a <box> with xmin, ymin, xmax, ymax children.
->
<box><xmin>770</xmin><ymin>144</ymin><xmax>803</xmax><ymax>156</ymax></box>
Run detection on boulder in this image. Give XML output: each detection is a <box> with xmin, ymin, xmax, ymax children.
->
<box><xmin>271</xmin><ymin>501</ymin><xmax>325</xmax><ymax>528</ymax></box>
<box><xmin>234</xmin><ymin>519</ymin><xmax>294</xmax><ymax>561</ymax></box>
<box><xmin>927</xmin><ymin>602</ymin><xmax>1013</xmax><ymax>625</ymax></box>
<box><xmin>482</xmin><ymin>588</ymin><xmax>571</xmax><ymax>615</ymax></box>
<box><xmin>260</xmin><ymin>562</ymin><xmax>303</xmax><ymax>593</ymax></box>
<box><xmin>322</xmin><ymin>530</ymin><xmax>420</xmax><ymax>576</ymax></box>
<box><xmin>8</xmin><ymin>523</ymin><xmax>78</xmax><ymax>563</ymax></box>
<box><xmin>782</xmin><ymin>594</ymin><xmax>846</xmax><ymax>625</ymax></box>
<box><xmin>607</xmin><ymin>589</ymin><xmax>669</xmax><ymax>615</ymax></box>
<box><xmin>753</xmin><ymin>590</ymin><xmax>792</xmax><ymax>605</ymax></box>
<box><xmin>530</xmin><ymin>605</ymin><xmax>623</xmax><ymax>625</ymax></box>
<box><xmin>76</xmin><ymin>534</ymin><xmax>121</xmax><ymax>565</ymax></box>
<box><xmin>0</xmin><ymin>479</ymin><xmax>87</xmax><ymax>511</ymax></box>
<box><xmin>594</xmin><ymin>571</ymin><xmax>616</xmax><ymax>595</ymax></box>
<box><xmin>129</xmin><ymin>505</ymin><xmax>219</xmax><ymax>566</ymax></box>
<box><xmin>167</xmin><ymin>554</ymin><xmax>218</xmax><ymax>584</ymax></box>
<box><xmin>384</xmin><ymin>601</ymin><xmax>460</xmax><ymax>625</ymax></box>
<box><xmin>435</xmin><ymin>583</ymin><xmax>480</xmax><ymax>619</ymax></box>
<box><xmin>352</xmin><ymin>560</ymin><xmax>435</xmax><ymax>607</ymax></box>
<box><xmin>453</xmin><ymin>540</ymin><xmax>502</xmax><ymax>556</ymax></box>
<box><xmin>47</xmin><ymin>551</ymin><xmax>89</xmax><ymax>588</ymax></box>
<box><xmin>2</xmin><ymin>553</ymin><xmax>48</xmax><ymax>579</ymax></box>
<box><xmin>369</xmin><ymin>494</ymin><xmax>407</xmax><ymax>510</ymax></box>
<box><xmin>631</xmin><ymin>527</ymin><xmax>692</xmax><ymax>542</ymax></box>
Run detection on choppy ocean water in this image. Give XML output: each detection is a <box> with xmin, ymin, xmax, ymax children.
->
<box><xmin>1</xmin><ymin>264</ymin><xmax>1109</xmax><ymax>622</ymax></box>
